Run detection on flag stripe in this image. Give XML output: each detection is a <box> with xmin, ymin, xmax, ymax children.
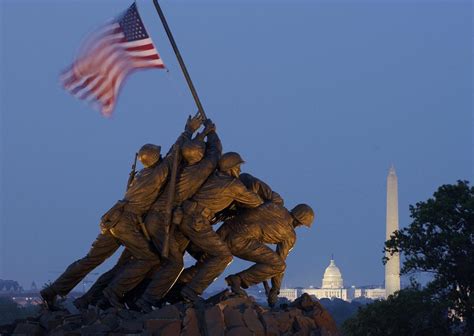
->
<box><xmin>126</xmin><ymin>44</ymin><xmax>155</xmax><ymax>52</ymax></box>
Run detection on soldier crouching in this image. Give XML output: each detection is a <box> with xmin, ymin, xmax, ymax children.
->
<box><xmin>176</xmin><ymin>152</ymin><xmax>264</xmax><ymax>302</ymax></box>
<box><xmin>221</xmin><ymin>202</ymin><xmax>314</xmax><ymax>306</ymax></box>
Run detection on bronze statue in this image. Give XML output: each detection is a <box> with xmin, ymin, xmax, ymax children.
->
<box><xmin>221</xmin><ymin>201</ymin><xmax>314</xmax><ymax>307</ymax></box>
<box><xmin>132</xmin><ymin>119</ymin><xmax>222</xmax><ymax>311</ymax></box>
<box><xmin>40</xmin><ymin>113</ymin><xmax>317</xmax><ymax>312</ymax></box>
<box><xmin>40</xmin><ymin>114</ymin><xmax>203</xmax><ymax>309</ymax></box>
<box><xmin>176</xmin><ymin>152</ymin><xmax>264</xmax><ymax>303</ymax></box>
<box><xmin>176</xmin><ymin>174</ymin><xmax>314</xmax><ymax>307</ymax></box>
<box><xmin>73</xmin><ymin>118</ymin><xmax>221</xmax><ymax>311</ymax></box>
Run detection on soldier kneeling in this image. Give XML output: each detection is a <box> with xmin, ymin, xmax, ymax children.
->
<box><xmin>220</xmin><ymin>202</ymin><xmax>314</xmax><ymax>307</ymax></box>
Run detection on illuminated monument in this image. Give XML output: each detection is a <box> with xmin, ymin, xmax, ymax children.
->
<box><xmin>322</xmin><ymin>259</ymin><xmax>344</xmax><ymax>289</ymax></box>
<box><xmin>278</xmin><ymin>167</ymin><xmax>403</xmax><ymax>302</ymax></box>
<box><xmin>301</xmin><ymin>258</ymin><xmax>349</xmax><ymax>301</ymax></box>
<box><xmin>296</xmin><ymin>258</ymin><xmax>386</xmax><ymax>301</ymax></box>
<box><xmin>385</xmin><ymin>165</ymin><xmax>401</xmax><ymax>296</ymax></box>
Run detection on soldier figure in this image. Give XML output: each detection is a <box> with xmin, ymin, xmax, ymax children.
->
<box><xmin>127</xmin><ymin>119</ymin><xmax>222</xmax><ymax>311</ymax></box>
<box><xmin>178</xmin><ymin>174</ymin><xmax>314</xmax><ymax>307</ymax></box>
<box><xmin>40</xmin><ymin>114</ymin><xmax>202</xmax><ymax>309</ymax></box>
<box><xmin>221</xmin><ymin>201</ymin><xmax>314</xmax><ymax>306</ymax></box>
<box><xmin>176</xmin><ymin>152</ymin><xmax>264</xmax><ymax>302</ymax></box>
<box><xmin>73</xmin><ymin>119</ymin><xmax>221</xmax><ymax>311</ymax></box>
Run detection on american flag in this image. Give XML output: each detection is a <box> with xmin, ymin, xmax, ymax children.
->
<box><xmin>61</xmin><ymin>3</ymin><xmax>165</xmax><ymax>117</ymax></box>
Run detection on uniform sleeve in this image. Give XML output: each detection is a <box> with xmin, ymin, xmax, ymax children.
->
<box><xmin>173</xmin><ymin>132</ymin><xmax>222</xmax><ymax>203</ymax></box>
<box><xmin>240</xmin><ymin>173</ymin><xmax>283</xmax><ymax>204</ymax></box>
<box><xmin>232</xmin><ymin>180</ymin><xmax>264</xmax><ymax>208</ymax></box>
<box><xmin>124</xmin><ymin>164</ymin><xmax>169</xmax><ymax>200</ymax></box>
<box><xmin>271</xmin><ymin>191</ymin><xmax>284</xmax><ymax>206</ymax></box>
<box><xmin>271</xmin><ymin>233</ymin><xmax>296</xmax><ymax>292</ymax></box>
<box><xmin>204</xmin><ymin>131</ymin><xmax>222</xmax><ymax>165</ymax></box>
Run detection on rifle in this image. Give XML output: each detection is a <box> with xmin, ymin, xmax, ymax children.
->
<box><xmin>126</xmin><ymin>152</ymin><xmax>138</xmax><ymax>191</ymax></box>
<box><xmin>161</xmin><ymin>144</ymin><xmax>180</xmax><ymax>259</ymax></box>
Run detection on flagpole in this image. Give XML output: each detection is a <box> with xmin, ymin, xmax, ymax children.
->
<box><xmin>152</xmin><ymin>0</ymin><xmax>207</xmax><ymax>120</ymax></box>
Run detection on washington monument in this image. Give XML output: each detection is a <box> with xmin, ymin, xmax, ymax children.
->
<box><xmin>385</xmin><ymin>165</ymin><xmax>401</xmax><ymax>296</ymax></box>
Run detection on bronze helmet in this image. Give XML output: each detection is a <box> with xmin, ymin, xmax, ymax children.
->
<box><xmin>290</xmin><ymin>204</ymin><xmax>315</xmax><ymax>227</ymax></box>
<box><xmin>181</xmin><ymin>139</ymin><xmax>206</xmax><ymax>165</ymax></box>
<box><xmin>138</xmin><ymin>144</ymin><xmax>161</xmax><ymax>168</ymax></box>
<box><xmin>218</xmin><ymin>152</ymin><xmax>245</xmax><ymax>172</ymax></box>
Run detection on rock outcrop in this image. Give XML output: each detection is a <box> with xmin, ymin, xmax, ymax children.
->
<box><xmin>0</xmin><ymin>292</ymin><xmax>340</xmax><ymax>336</ymax></box>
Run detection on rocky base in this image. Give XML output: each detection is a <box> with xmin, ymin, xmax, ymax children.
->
<box><xmin>0</xmin><ymin>292</ymin><xmax>340</xmax><ymax>336</ymax></box>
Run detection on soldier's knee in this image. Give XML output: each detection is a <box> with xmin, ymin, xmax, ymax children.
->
<box><xmin>222</xmin><ymin>253</ymin><xmax>233</xmax><ymax>267</ymax></box>
<box><xmin>275</xmin><ymin>258</ymin><xmax>286</xmax><ymax>273</ymax></box>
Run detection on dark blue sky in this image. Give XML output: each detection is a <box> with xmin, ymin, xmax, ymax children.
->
<box><xmin>1</xmin><ymin>0</ymin><xmax>472</xmax><ymax>291</ymax></box>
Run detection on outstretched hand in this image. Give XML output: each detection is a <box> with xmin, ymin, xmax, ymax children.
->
<box><xmin>185</xmin><ymin>111</ymin><xmax>204</xmax><ymax>133</ymax></box>
<box><xmin>203</xmin><ymin>118</ymin><xmax>216</xmax><ymax>134</ymax></box>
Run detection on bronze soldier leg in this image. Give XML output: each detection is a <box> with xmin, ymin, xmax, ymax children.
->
<box><xmin>179</xmin><ymin>215</ymin><xmax>233</xmax><ymax>295</ymax></box>
<box><xmin>161</xmin><ymin>236</ymin><xmax>206</xmax><ymax>304</ymax></box>
<box><xmin>229</xmin><ymin>237</ymin><xmax>286</xmax><ymax>288</ymax></box>
<box><xmin>135</xmin><ymin>211</ymin><xmax>189</xmax><ymax>308</ymax></box>
<box><xmin>102</xmin><ymin>217</ymin><xmax>160</xmax><ymax>305</ymax></box>
<box><xmin>168</xmin><ymin>238</ymin><xmax>207</xmax><ymax>290</ymax></box>
<box><xmin>49</xmin><ymin>232</ymin><xmax>121</xmax><ymax>296</ymax></box>
<box><xmin>139</xmin><ymin>235</ymin><xmax>183</xmax><ymax>303</ymax></box>
<box><xmin>74</xmin><ymin>249</ymin><xmax>133</xmax><ymax>309</ymax></box>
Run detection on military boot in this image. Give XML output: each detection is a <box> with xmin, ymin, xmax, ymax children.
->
<box><xmin>73</xmin><ymin>296</ymin><xmax>90</xmax><ymax>311</ymax></box>
<box><xmin>225</xmin><ymin>275</ymin><xmax>248</xmax><ymax>297</ymax></box>
<box><xmin>103</xmin><ymin>287</ymin><xmax>125</xmax><ymax>309</ymax></box>
<box><xmin>181</xmin><ymin>286</ymin><xmax>205</xmax><ymax>305</ymax></box>
<box><xmin>40</xmin><ymin>285</ymin><xmax>58</xmax><ymax>310</ymax></box>
<box><xmin>134</xmin><ymin>297</ymin><xmax>154</xmax><ymax>313</ymax></box>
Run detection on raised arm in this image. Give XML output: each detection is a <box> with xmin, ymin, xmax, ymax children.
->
<box><xmin>239</xmin><ymin>173</ymin><xmax>284</xmax><ymax>205</ymax></box>
<box><xmin>203</xmin><ymin>120</ymin><xmax>222</xmax><ymax>163</ymax></box>
<box><xmin>162</xmin><ymin>112</ymin><xmax>203</xmax><ymax>166</ymax></box>
<box><xmin>232</xmin><ymin>179</ymin><xmax>264</xmax><ymax>208</ymax></box>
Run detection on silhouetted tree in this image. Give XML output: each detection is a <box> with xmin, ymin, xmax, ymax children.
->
<box><xmin>384</xmin><ymin>180</ymin><xmax>473</xmax><ymax>334</ymax></box>
<box><xmin>342</xmin><ymin>287</ymin><xmax>451</xmax><ymax>336</ymax></box>
<box><xmin>342</xmin><ymin>181</ymin><xmax>473</xmax><ymax>335</ymax></box>
<box><xmin>319</xmin><ymin>298</ymin><xmax>363</xmax><ymax>326</ymax></box>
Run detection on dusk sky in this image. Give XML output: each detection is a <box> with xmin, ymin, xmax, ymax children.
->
<box><xmin>0</xmin><ymin>0</ymin><xmax>472</xmax><ymax>292</ymax></box>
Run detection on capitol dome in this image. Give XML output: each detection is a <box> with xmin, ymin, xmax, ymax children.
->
<box><xmin>322</xmin><ymin>259</ymin><xmax>344</xmax><ymax>289</ymax></box>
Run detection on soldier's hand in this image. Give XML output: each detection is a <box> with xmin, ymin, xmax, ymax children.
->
<box><xmin>172</xmin><ymin>207</ymin><xmax>184</xmax><ymax>225</ymax></box>
<box><xmin>268</xmin><ymin>288</ymin><xmax>279</xmax><ymax>307</ymax></box>
<box><xmin>185</xmin><ymin>111</ymin><xmax>203</xmax><ymax>133</ymax></box>
<box><xmin>203</xmin><ymin>119</ymin><xmax>216</xmax><ymax>134</ymax></box>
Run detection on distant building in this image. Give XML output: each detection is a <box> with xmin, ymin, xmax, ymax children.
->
<box><xmin>279</xmin><ymin>288</ymin><xmax>298</xmax><ymax>301</ymax></box>
<box><xmin>30</xmin><ymin>281</ymin><xmax>38</xmax><ymax>291</ymax></box>
<box><xmin>322</xmin><ymin>259</ymin><xmax>344</xmax><ymax>289</ymax></box>
<box><xmin>364</xmin><ymin>288</ymin><xmax>387</xmax><ymax>300</ymax></box>
<box><xmin>0</xmin><ymin>279</ymin><xmax>42</xmax><ymax>306</ymax></box>
<box><xmin>385</xmin><ymin>165</ymin><xmax>401</xmax><ymax>296</ymax></box>
<box><xmin>279</xmin><ymin>258</ymin><xmax>386</xmax><ymax>302</ymax></box>
<box><xmin>278</xmin><ymin>167</ymin><xmax>404</xmax><ymax>303</ymax></box>
<box><xmin>301</xmin><ymin>259</ymin><xmax>349</xmax><ymax>301</ymax></box>
<box><xmin>354</xmin><ymin>287</ymin><xmax>386</xmax><ymax>300</ymax></box>
<box><xmin>0</xmin><ymin>279</ymin><xmax>23</xmax><ymax>293</ymax></box>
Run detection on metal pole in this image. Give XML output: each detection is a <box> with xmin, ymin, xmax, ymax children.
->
<box><xmin>152</xmin><ymin>0</ymin><xmax>207</xmax><ymax>120</ymax></box>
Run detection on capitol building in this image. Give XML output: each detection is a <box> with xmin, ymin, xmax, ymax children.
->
<box><xmin>278</xmin><ymin>167</ymin><xmax>401</xmax><ymax>303</ymax></box>
<box><xmin>279</xmin><ymin>258</ymin><xmax>386</xmax><ymax>302</ymax></box>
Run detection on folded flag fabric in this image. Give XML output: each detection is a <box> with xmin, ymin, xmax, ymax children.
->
<box><xmin>61</xmin><ymin>3</ymin><xmax>165</xmax><ymax>117</ymax></box>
